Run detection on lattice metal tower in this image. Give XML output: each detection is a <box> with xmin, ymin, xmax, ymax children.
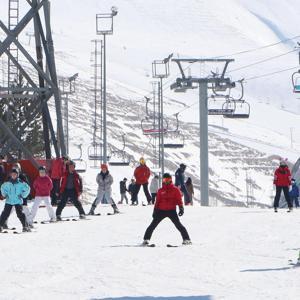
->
<box><xmin>0</xmin><ymin>0</ymin><xmax>66</xmax><ymax>166</ymax></box>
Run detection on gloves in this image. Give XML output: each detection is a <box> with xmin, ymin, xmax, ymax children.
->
<box><xmin>178</xmin><ymin>206</ymin><xmax>184</xmax><ymax>217</ymax></box>
<box><xmin>152</xmin><ymin>209</ymin><xmax>158</xmax><ymax>218</ymax></box>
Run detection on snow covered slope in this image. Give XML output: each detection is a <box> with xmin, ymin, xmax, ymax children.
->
<box><xmin>1</xmin><ymin>204</ymin><xmax>300</xmax><ymax>300</ymax></box>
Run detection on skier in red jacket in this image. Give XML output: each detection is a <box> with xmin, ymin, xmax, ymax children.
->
<box><xmin>56</xmin><ymin>161</ymin><xmax>86</xmax><ymax>220</ymax></box>
<box><xmin>29</xmin><ymin>166</ymin><xmax>55</xmax><ymax>224</ymax></box>
<box><xmin>142</xmin><ymin>173</ymin><xmax>191</xmax><ymax>246</ymax></box>
<box><xmin>132</xmin><ymin>157</ymin><xmax>152</xmax><ymax>205</ymax></box>
<box><xmin>273</xmin><ymin>160</ymin><xmax>293</xmax><ymax>212</ymax></box>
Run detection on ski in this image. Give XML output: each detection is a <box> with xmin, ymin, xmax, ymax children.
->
<box><xmin>88</xmin><ymin>213</ymin><xmax>101</xmax><ymax>216</ymax></box>
<box><xmin>71</xmin><ymin>218</ymin><xmax>91</xmax><ymax>221</ymax></box>
<box><xmin>166</xmin><ymin>244</ymin><xmax>179</xmax><ymax>248</ymax></box>
<box><xmin>288</xmin><ymin>259</ymin><xmax>300</xmax><ymax>267</ymax></box>
<box><xmin>107</xmin><ymin>212</ymin><xmax>123</xmax><ymax>216</ymax></box>
<box><xmin>40</xmin><ymin>221</ymin><xmax>57</xmax><ymax>224</ymax></box>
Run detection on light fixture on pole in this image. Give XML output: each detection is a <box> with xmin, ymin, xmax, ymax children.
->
<box><xmin>96</xmin><ymin>6</ymin><xmax>118</xmax><ymax>164</ymax></box>
<box><xmin>152</xmin><ymin>53</ymin><xmax>173</xmax><ymax>180</ymax></box>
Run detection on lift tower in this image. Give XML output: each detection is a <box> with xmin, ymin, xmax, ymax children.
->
<box><xmin>0</xmin><ymin>0</ymin><xmax>66</xmax><ymax>166</ymax></box>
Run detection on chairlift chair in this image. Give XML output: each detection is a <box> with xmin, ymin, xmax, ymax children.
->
<box><xmin>223</xmin><ymin>101</ymin><xmax>250</xmax><ymax>119</ymax></box>
<box><xmin>108</xmin><ymin>134</ymin><xmax>130</xmax><ymax>166</ymax></box>
<box><xmin>292</xmin><ymin>70</ymin><xmax>300</xmax><ymax>93</ymax></box>
<box><xmin>141</xmin><ymin>117</ymin><xmax>168</xmax><ymax>135</ymax></box>
<box><xmin>208</xmin><ymin>96</ymin><xmax>235</xmax><ymax>115</ymax></box>
<box><xmin>164</xmin><ymin>132</ymin><xmax>185</xmax><ymax>149</ymax></box>
<box><xmin>88</xmin><ymin>142</ymin><xmax>110</xmax><ymax>161</ymax></box>
<box><xmin>73</xmin><ymin>144</ymin><xmax>87</xmax><ymax>173</ymax></box>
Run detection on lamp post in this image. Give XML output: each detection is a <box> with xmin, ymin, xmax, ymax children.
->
<box><xmin>59</xmin><ymin>73</ymin><xmax>78</xmax><ymax>155</ymax></box>
<box><xmin>96</xmin><ymin>6</ymin><xmax>118</xmax><ymax>164</ymax></box>
<box><xmin>152</xmin><ymin>53</ymin><xmax>172</xmax><ymax>180</ymax></box>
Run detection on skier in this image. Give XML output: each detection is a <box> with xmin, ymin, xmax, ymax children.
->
<box><xmin>142</xmin><ymin>173</ymin><xmax>192</xmax><ymax>246</ymax></box>
<box><xmin>175</xmin><ymin>163</ymin><xmax>190</xmax><ymax>204</ymax></box>
<box><xmin>149</xmin><ymin>175</ymin><xmax>159</xmax><ymax>205</ymax></box>
<box><xmin>0</xmin><ymin>168</ymin><xmax>31</xmax><ymax>232</ymax></box>
<box><xmin>132</xmin><ymin>157</ymin><xmax>152</xmax><ymax>205</ymax></box>
<box><xmin>88</xmin><ymin>164</ymin><xmax>120</xmax><ymax>215</ymax></box>
<box><xmin>128</xmin><ymin>178</ymin><xmax>138</xmax><ymax>205</ymax></box>
<box><xmin>11</xmin><ymin>163</ymin><xmax>32</xmax><ymax>226</ymax></box>
<box><xmin>185</xmin><ymin>177</ymin><xmax>194</xmax><ymax>206</ymax></box>
<box><xmin>56</xmin><ymin>160</ymin><xmax>86</xmax><ymax>220</ymax></box>
<box><xmin>118</xmin><ymin>178</ymin><xmax>129</xmax><ymax>204</ymax></box>
<box><xmin>289</xmin><ymin>178</ymin><xmax>299</xmax><ymax>208</ymax></box>
<box><xmin>50</xmin><ymin>156</ymin><xmax>69</xmax><ymax>206</ymax></box>
<box><xmin>273</xmin><ymin>160</ymin><xmax>293</xmax><ymax>212</ymax></box>
<box><xmin>29</xmin><ymin>166</ymin><xmax>56</xmax><ymax>224</ymax></box>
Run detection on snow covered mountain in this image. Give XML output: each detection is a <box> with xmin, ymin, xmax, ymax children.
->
<box><xmin>1</xmin><ymin>0</ymin><xmax>300</xmax><ymax>206</ymax></box>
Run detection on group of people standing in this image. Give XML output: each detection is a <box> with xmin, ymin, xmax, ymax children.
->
<box><xmin>117</xmin><ymin>159</ymin><xmax>195</xmax><ymax>207</ymax></box>
<box><xmin>273</xmin><ymin>159</ymin><xmax>300</xmax><ymax>211</ymax></box>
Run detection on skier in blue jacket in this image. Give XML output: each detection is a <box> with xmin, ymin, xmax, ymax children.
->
<box><xmin>0</xmin><ymin>168</ymin><xmax>31</xmax><ymax>232</ymax></box>
<box><xmin>289</xmin><ymin>178</ymin><xmax>299</xmax><ymax>208</ymax></box>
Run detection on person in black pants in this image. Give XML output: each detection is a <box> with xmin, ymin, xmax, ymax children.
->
<box><xmin>273</xmin><ymin>160</ymin><xmax>293</xmax><ymax>212</ymax></box>
<box><xmin>0</xmin><ymin>168</ymin><xmax>31</xmax><ymax>232</ymax></box>
<box><xmin>143</xmin><ymin>173</ymin><xmax>191</xmax><ymax>245</ymax></box>
<box><xmin>56</xmin><ymin>161</ymin><xmax>85</xmax><ymax>220</ymax></box>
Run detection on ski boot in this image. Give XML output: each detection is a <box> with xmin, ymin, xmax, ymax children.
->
<box><xmin>274</xmin><ymin>208</ymin><xmax>278</xmax><ymax>213</ymax></box>
<box><xmin>2</xmin><ymin>222</ymin><xmax>8</xmax><ymax>230</ymax></box>
<box><xmin>56</xmin><ymin>215</ymin><xmax>62</xmax><ymax>221</ymax></box>
<box><xmin>0</xmin><ymin>226</ymin><xmax>2</xmax><ymax>233</ymax></box>
<box><xmin>142</xmin><ymin>240</ymin><xmax>150</xmax><ymax>246</ymax></box>
<box><xmin>182</xmin><ymin>240</ymin><xmax>192</xmax><ymax>245</ymax></box>
<box><xmin>79</xmin><ymin>214</ymin><xmax>86</xmax><ymax>219</ymax></box>
<box><xmin>88</xmin><ymin>205</ymin><xmax>96</xmax><ymax>216</ymax></box>
<box><xmin>49</xmin><ymin>218</ymin><xmax>56</xmax><ymax>223</ymax></box>
<box><xmin>112</xmin><ymin>204</ymin><xmax>120</xmax><ymax>214</ymax></box>
<box><xmin>22</xmin><ymin>226</ymin><xmax>31</xmax><ymax>232</ymax></box>
<box><xmin>287</xmin><ymin>207</ymin><xmax>293</xmax><ymax>213</ymax></box>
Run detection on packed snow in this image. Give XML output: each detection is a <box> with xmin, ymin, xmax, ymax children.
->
<box><xmin>1</xmin><ymin>202</ymin><xmax>300</xmax><ymax>300</ymax></box>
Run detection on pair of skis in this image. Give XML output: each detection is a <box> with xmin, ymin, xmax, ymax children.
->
<box><xmin>142</xmin><ymin>244</ymin><xmax>180</xmax><ymax>248</ymax></box>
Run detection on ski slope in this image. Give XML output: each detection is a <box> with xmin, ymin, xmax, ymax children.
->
<box><xmin>0</xmin><ymin>203</ymin><xmax>299</xmax><ymax>300</ymax></box>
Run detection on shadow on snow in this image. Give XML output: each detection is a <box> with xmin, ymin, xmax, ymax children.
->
<box><xmin>91</xmin><ymin>297</ymin><xmax>212</xmax><ymax>300</ymax></box>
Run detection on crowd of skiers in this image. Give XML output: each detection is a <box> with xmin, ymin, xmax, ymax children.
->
<box><xmin>0</xmin><ymin>155</ymin><xmax>194</xmax><ymax>243</ymax></box>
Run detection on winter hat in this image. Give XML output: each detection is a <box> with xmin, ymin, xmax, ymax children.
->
<box><xmin>139</xmin><ymin>157</ymin><xmax>145</xmax><ymax>165</ymax></box>
<box><xmin>291</xmin><ymin>178</ymin><xmax>296</xmax><ymax>182</ymax></box>
<box><xmin>123</xmin><ymin>178</ymin><xmax>127</xmax><ymax>181</ymax></box>
<box><xmin>68</xmin><ymin>160</ymin><xmax>76</xmax><ymax>167</ymax></box>
<box><xmin>279</xmin><ymin>159</ymin><xmax>287</xmax><ymax>166</ymax></box>
<box><xmin>180</xmin><ymin>163</ymin><xmax>186</xmax><ymax>169</ymax></box>
<box><xmin>101</xmin><ymin>163</ymin><xmax>108</xmax><ymax>169</ymax></box>
<box><xmin>11</xmin><ymin>168</ymin><xmax>19</xmax><ymax>175</ymax></box>
<box><xmin>162</xmin><ymin>173</ymin><xmax>172</xmax><ymax>185</ymax></box>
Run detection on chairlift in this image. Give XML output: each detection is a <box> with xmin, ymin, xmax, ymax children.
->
<box><xmin>164</xmin><ymin>132</ymin><xmax>185</xmax><ymax>149</ymax></box>
<box><xmin>73</xmin><ymin>144</ymin><xmax>87</xmax><ymax>173</ymax></box>
<box><xmin>141</xmin><ymin>117</ymin><xmax>168</xmax><ymax>135</ymax></box>
<box><xmin>208</xmin><ymin>96</ymin><xmax>234</xmax><ymax>115</ymax></box>
<box><xmin>88</xmin><ymin>142</ymin><xmax>110</xmax><ymax>161</ymax></box>
<box><xmin>223</xmin><ymin>101</ymin><xmax>250</xmax><ymax>119</ymax></box>
<box><xmin>292</xmin><ymin>70</ymin><xmax>300</xmax><ymax>93</ymax></box>
<box><xmin>108</xmin><ymin>134</ymin><xmax>130</xmax><ymax>166</ymax></box>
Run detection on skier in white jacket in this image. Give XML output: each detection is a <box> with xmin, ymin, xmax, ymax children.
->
<box><xmin>88</xmin><ymin>164</ymin><xmax>120</xmax><ymax>215</ymax></box>
<box><xmin>149</xmin><ymin>175</ymin><xmax>159</xmax><ymax>205</ymax></box>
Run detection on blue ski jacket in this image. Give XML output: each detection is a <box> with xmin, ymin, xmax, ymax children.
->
<box><xmin>289</xmin><ymin>183</ymin><xmax>299</xmax><ymax>198</ymax></box>
<box><xmin>1</xmin><ymin>179</ymin><xmax>30</xmax><ymax>205</ymax></box>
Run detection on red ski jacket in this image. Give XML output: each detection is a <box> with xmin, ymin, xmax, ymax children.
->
<box><xmin>33</xmin><ymin>175</ymin><xmax>53</xmax><ymax>197</ymax></box>
<box><xmin>155</xmin><ymin>183</ymin><xmax>183</xmax><ymax>211</ymax></box>
<box><xmin>51</xmin><ymin>158</ymin><xmax>65</xmax><ymax>179</ymax></box>
<box><xmin>60</xmin><ymin>171</ymin><xmax>83</xmax><ymax>196</ymax></box>
<box><xmin>134</xmin><ymin>165</ymin><xmax>151</xmax><ymax>185</ymax></box>
<box><xmin>273</xmin><ymin>166</ymin><xmax>291</xmax><ymax>187</ymax></box>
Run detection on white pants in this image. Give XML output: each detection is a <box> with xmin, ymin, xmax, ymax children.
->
<box><xmin>30</xmin><ymin>196</ymin><xmax>55</xmax><ymax>224</ymax></box>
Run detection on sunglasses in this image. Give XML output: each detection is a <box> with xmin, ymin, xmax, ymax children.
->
<box><xmin>162</xmin><ymin>177</ymin><xmax>172</xmax><ymax>184</ymax></box>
